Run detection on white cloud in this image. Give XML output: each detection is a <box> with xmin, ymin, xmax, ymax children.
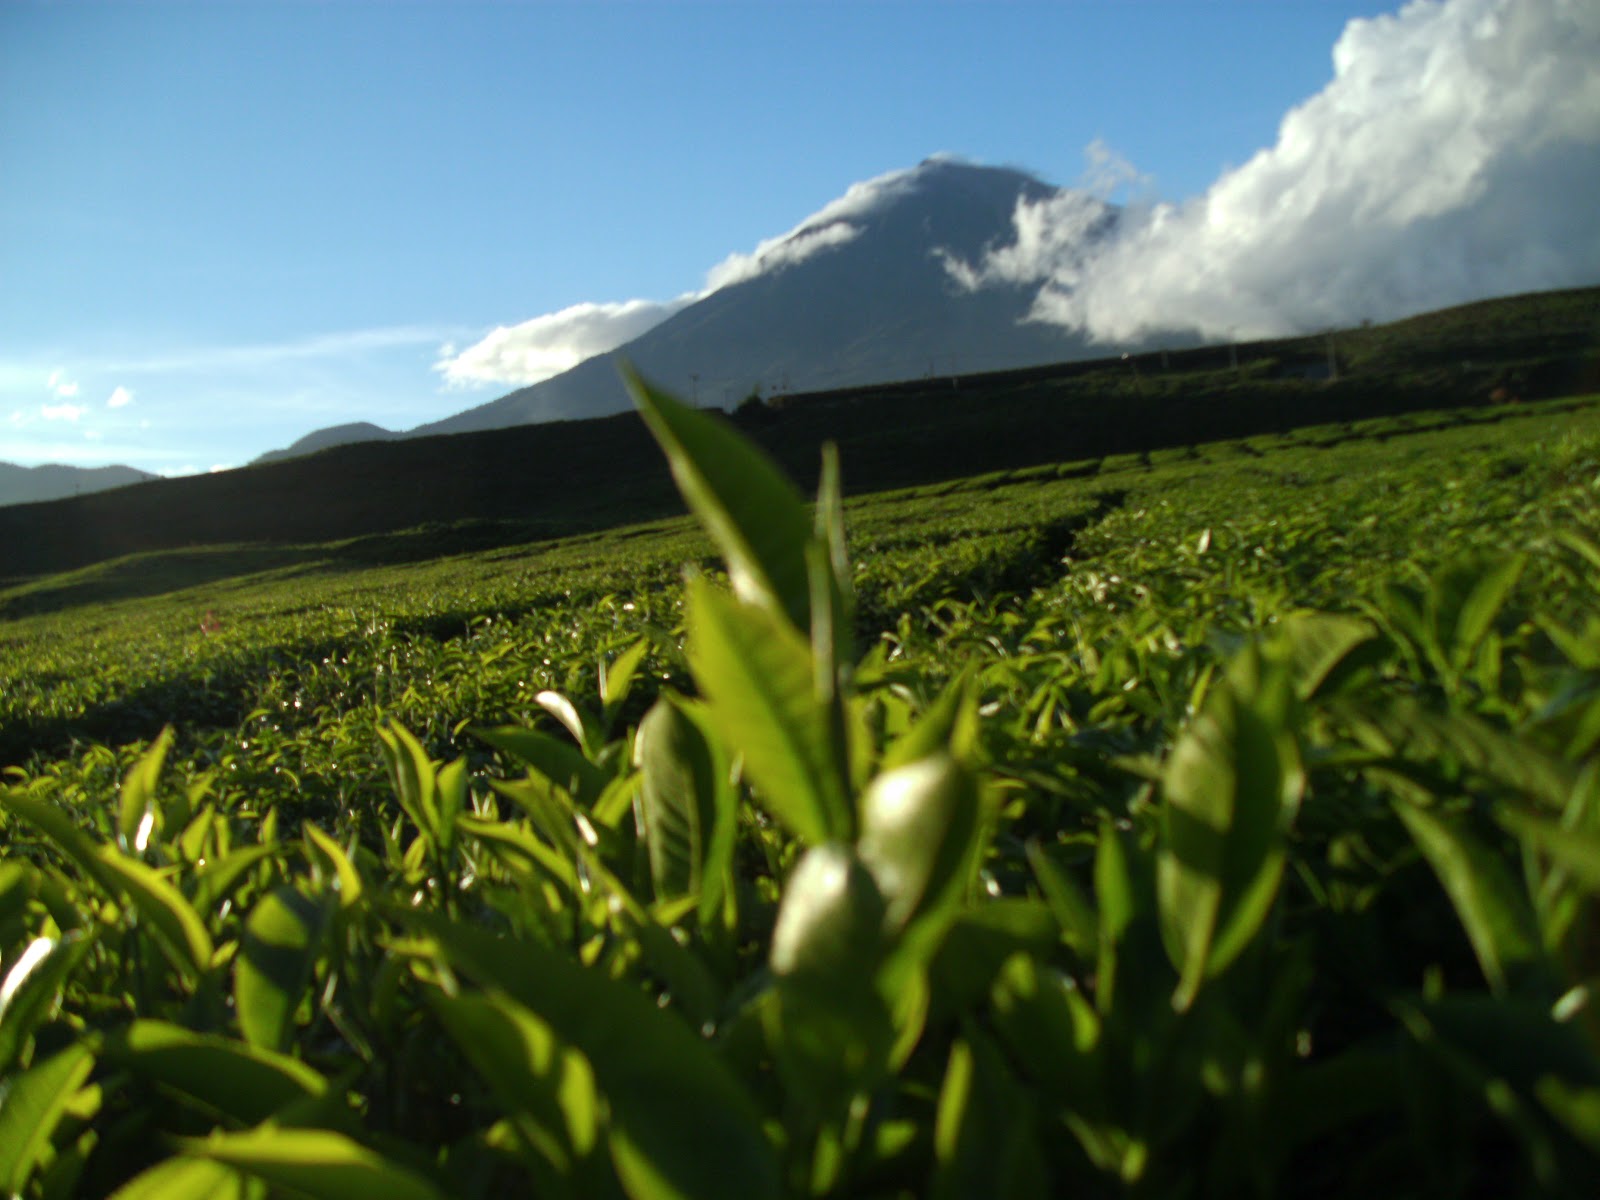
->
<box><xmin>953</xmin><ymin>0</ymin><xmax>1600</xmax><ymax>343</ymax></box>
<box><xmin>47</xmin><ymin>369</ymin><xmax>80</xmax><ymax>398</ymax></box>
<box><xmin>941</xmin><ymin>188</ymin><xmax>1114</xmax><ymax>293</ymax></box>
<box><xmin>107</xmin><ymin>385</ymin><xmax>133</xmax><ymax>408</ymax></box>
<box><xmin>438</xmin><ymin>162</ymin><xmax>942</xmax><ymax>389</ymax></box>
<box><xmin>41</xmin><ymin>403</ymin><xmax>86</xmax><ymax>422</ymax></box>
<box><xmin>703</xmin><ymin>162</ymin><xmax>927</xmax><ymax>292</ymax></box>
<box><xmin>704</xmin><ymin>221</ymin><xmax>863</xmax><ymax>293</ymax></box>
<box><xmin>435</xmin><ymin>298</ymin><xmax>696</xmax><ymax>388</ymax></box>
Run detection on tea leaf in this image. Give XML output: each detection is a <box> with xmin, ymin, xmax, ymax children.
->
<box><xmin>105</xmin><ymin>1158</ymin><xmax>248</xmax><ymax>1200</ymax></box>
<box><xmin>105</xmin><ymin>1020</ymin><xmax>328</xmax><ymax>1123</ymax></box>
<box><xmin>0</xmin><ymin>932</ymin><xmax>96</xmax><ymax>1074</ymax></box>
<box><xmin>1397</xmin><ymin>801</ymin><xmax>1542</xmax><ymax>995</ymax></box>
<box><xmin>634</xmin><ymin>695</ymin><xmax>719</xmax><ymax>902</ymax></box>
<box><xmin>429</xmin><ymin>989</ymin><xmax>600</xmax><ymax>1172</ymax></box>
<box><xmin>92</xmin><ymin>845</ymin><xmax>215</xmax><ymax>983</ymax></box>
<box><xmin>405</xmin><ymin>913</ymin><xmax>781</xmax><ymax>1200</ymax></box>
<box><xmin>235</xmin><ymin>885</ymin><xmax>332</xmax><ymax>1052</ymax></box>
<box><xmin>181</xmin><ymin>1128</ymin><xmax>446</xmax><ymax>1200</ymax></box>
<box><xmin>118</xmin><ymin>725</ymin><xmax>175</xmax><ymax>852</ymax></box>
<box><xmin>1159</xmin><ymin>650</ymin><xmax>1302</xmax><ymax>1010</ymax></box>
<box><xmin>687</xmin><ymin>577</ymin><xmax>850</xmax><ymax>844</ymax></box>
<box><xmin>626</xmin><ymin>367</ymin><xmax>814</xmax><ymax>631</ymax></box>
<box><xmin>0</xmin><ymin>1041</ymin><xmax>96</xmax><ymax>1194</ymax></box>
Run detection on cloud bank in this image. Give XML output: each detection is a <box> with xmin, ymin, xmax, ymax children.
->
<box><xmin>436</xmin><ymin>163</ymin><xmax>934</xmax><ymax>388</ymax></box>
<box><xmin>954</xmin><ymin>0</ymin><xmax>1600</xmax><ymax>343</ymax></box>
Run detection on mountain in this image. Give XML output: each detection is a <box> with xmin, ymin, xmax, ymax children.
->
<box><xmin>255</xmin><ymin>422</ymin><xmax>400</xmax><ymax>464</ymax></box>
<box><xmin>267</xmin><ymin>160</ymin><xmax>1128</xmax><ymax>459</ymax></box>
<box><xmin>415</xmin><ymin>159</ymin><xmax>1121</xmax><ymax>436</ymax></box>
<box><xmin>0</xmin><ymin>462</ymin><xmax>156</xmax><ymax>508</ymax></box>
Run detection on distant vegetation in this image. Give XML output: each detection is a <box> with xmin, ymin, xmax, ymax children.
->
<box><xmin>1</xmin><ymin>367</ymin><xmax>1598</xmax><ymax>1195</ymax></box>
<box><xmin>2</xmin><ymin>285</ymin><xmax>1595</xmax><ymax>582</ymax></box>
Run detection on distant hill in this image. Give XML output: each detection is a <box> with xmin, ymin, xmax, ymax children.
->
<box><xmin>254</xmin><ymin>422</ymin><xmax>400</xmax><ymax>465</ymax></box>
<box><xmin>2</xmin><ymin>285</ymin><xmax>1594</xmax><ymax>584</ymax></box>
<box><xmin>0</xmin><ymin>462</ymin><xmax>156</xmax><ymax>508</ymax></box>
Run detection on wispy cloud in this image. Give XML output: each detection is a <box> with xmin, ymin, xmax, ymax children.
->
<box><xmin>949</xmin><ymin>0</ymin><xmax>1600</xmax><ymax>343</ymax></box>
<box><xmin>103</xmin><ymin>325</ymin><xmax>466</xmax><ymax>375</ymax></box>
<box><xmin>41</xmin><ymin>403</ymin><xmax>86</xmax><ymax>422</ymax></box>
<box><xmin>107</xmin><ymin>385</ymin><xmax>133</xmax><ymax>408</ymax></box>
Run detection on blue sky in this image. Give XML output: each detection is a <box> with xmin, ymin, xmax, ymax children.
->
<box><xmin>3</xmin><ymin>0</ymin><xmax>1594</xmax><ymax>475</ymax></box>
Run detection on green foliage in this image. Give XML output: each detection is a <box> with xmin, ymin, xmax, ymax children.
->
<box><xmin>1</xmin><ymin>386</ymin><xmax>1599</xmax><ymax>1196</ymax></box>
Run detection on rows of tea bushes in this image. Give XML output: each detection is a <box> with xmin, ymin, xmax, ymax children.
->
<box><xmin>1</xmin><ymin>384</ymin><xmax>1599</xmax><ymax>1197</ymax></box>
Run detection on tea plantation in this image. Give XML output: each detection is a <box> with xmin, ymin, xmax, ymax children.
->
<box><xmin>2</xmin><ymin>382</ymin><xmax>1598</xmax><ymax>1198</ymax></box>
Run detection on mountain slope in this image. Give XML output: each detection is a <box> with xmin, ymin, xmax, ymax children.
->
<box><xmin>413</xmin><ymin>159</ymin><xmax>1123</xmax><ymax>436</ymax></box>
<box><xmin>0</xmin><ymin>462</ymin><xmax>156</xmax><ymax>508</ymax></box>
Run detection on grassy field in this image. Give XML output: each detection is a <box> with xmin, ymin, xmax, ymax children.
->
<box><xmin>1</xmin><ymin>386</ymin><xmax>1599</xmax><ymax>1197</ymax></box>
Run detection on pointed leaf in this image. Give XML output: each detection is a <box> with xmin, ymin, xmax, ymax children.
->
<box><xmin>601</xmin><ymin>638</ymin><xmax>653</xmax><ymax>721</ymax></box>
<box><xmin>303</xmin><ymin>823</ymin><xmax>364</xmax><ymax>909</ymax></box>
<box><xmin>118</xmin><ymin>726</ymin><xmax>175</xmax><ymax>851</ymax></box>
<box><xmin>0</xmin><ymin>1042</ymin><xmax>96</xmax><ymax>1195</ymax></box>
<box><xmin>1396</xmin><ymin>801</ymin><xmax>1542</xmax><ymax>995</ymax></box>
<box><xmin>535</xmin><ymin>690</ymin><xmax>605</xmax><ymax>759</ymax></box>
<box><xmin>687</xmin><ymin>577</ymin><xmax>849</xmax><ymax>844</ymax></box>
<box><xmin>473</xmin><ymin>725</ymin><xmax>609</xmax><ymax>808</ymax></box>
<box><xmin>92</xmin><ymin>845</ymin><xmax>214</xmax><ymax>982</ymax></box>
<box><xmin>182</xmin><ymin>1128</ymin><xmax>446</xmax><ymax>1200</ymax></box>
<box><xmin>235</xmin><ymin>885</ymin><xmax>332</xmax><ymax>1052</ymax></box>
<box><xmin>634</xmin><ymin>695</ymin><xmax>718</xmax><ymax>901</ymax></box>
<box><xmin>191</xmin><ymin>844</ymin><xmax>277</xmax><ymax>914</ymax></box>
<box><xmin>1279</xmin><ymin>611</ymin><xmax>1375</xmax><ymax>699</ymax></box>
<box><xmin>1451</xmin><ymin>554</ymin><xmax>1525</xmax><ymax>670</ymax></box>
<box><xmin>627</xmin><ymin>367</ymin><xmax>813</xmax><ymax>630</ymax></box>
<box><xmin>428</xmin><ymin>989</ymin><xmax>599</xmax><ymax>1166</ymax></box>
<box><xmin>1026</xmin><ymin>843</ymin><xmax>1098</xmax><ymax>963</ymax></box>
<box><xmin>1159</xmin><ymin>652</ymin><xmax>1302</xmax><ymax>1010</ymax></box>
<box><xmin>0</xmin><ymin>932</ymin><xmax>96</xmax><ymax>1073</ymax></box>
<box><xmin>402</xmin><ymin>912</ymin><xmax>781</xmax><ymax>1200</ymax></box>
<box><xmin>105</xmin><ymin>1020</ymin><xmax>328</xmax><ymax>1123</ymax></box>
<box><xmin>1500</xmin><ymin>806</ymin><xmax>1600</xmax><ymax>892</ymax></box>
<box><xmin>106</xmin><ymin>1158</ymin><xmax>249</xmax><ymax>1200</ymax></box>
<box><xmin>376</xmin><ymin>721</ymin><xmax>437</xmax><ymax>842</ymax></box>
<box><xmin>931</xmin><ymin>1031</ymin><xmax>1047</xmax><ymax>1200</ymax></box>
